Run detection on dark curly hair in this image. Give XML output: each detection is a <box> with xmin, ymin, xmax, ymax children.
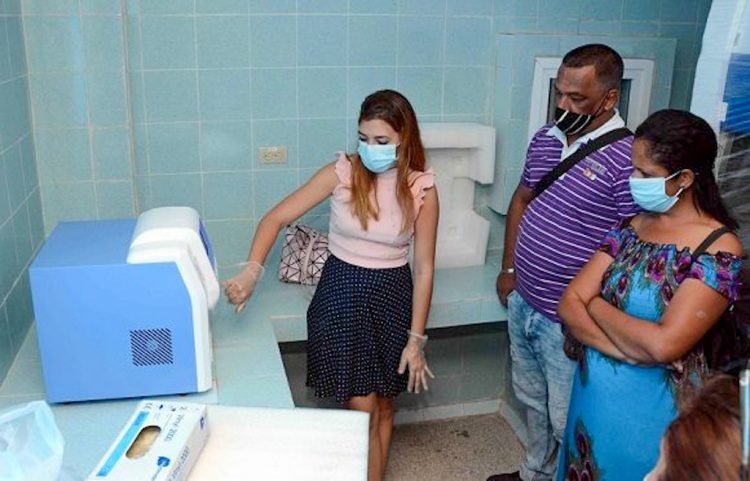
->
<box><xmin>635</xmin><ymin>109</ymin><xmax>738</xmax><ymax>230</ymax></box>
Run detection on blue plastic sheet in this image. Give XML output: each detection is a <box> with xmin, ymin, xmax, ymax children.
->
<box><xmin>0</xmin><ymin>401</ymin><xmax>64</xmax><ymax>481</ymax></box>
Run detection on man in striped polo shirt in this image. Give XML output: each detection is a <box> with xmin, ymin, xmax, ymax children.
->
<box><xmin>488</xmin><ymin>45</ymin><xmax>640</xmax><ymax>481</ymax></box>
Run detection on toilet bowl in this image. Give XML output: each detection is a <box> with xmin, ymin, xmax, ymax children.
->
<box><xmin>420</xmin><ymin>122</ymin><xmax>496</xmax><ymax>269</ymax></box>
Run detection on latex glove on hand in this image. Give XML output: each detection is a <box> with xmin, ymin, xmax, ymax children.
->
<box><xmin>397</xmin><ymin>331</ymin><xmax>435</xmax><ymax>393</ymax></box>
<box><xmin>222</xmin><ymin>261</ymin><xmax>264</xmax><ymax>314</ymax></box>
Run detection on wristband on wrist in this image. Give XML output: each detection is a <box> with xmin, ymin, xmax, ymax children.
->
<box><xmin>408</xmin><ymin>330</ymin><xmax>428</xmax><ymax>342</ymax></box>
<box><xmin>500</xmin><ymin>267</ymin><xmax>515</xmax><ymax>275</ymax></box>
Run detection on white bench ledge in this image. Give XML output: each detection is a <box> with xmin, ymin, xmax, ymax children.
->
<box><xmin>243</xmin><ymin>258</ymin><xmax>507</xmax><ymax>343</ymax></box>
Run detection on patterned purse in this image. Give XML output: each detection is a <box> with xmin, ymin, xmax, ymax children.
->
<box><xmin>278</xmin><ymin>224</ymin><xmax>329</xmax><ymax>286</ymax></box>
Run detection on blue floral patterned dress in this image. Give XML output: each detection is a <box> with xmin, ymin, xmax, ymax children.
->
<box><xmin>556</xmin><ymin>225</ymin><xmax>743</xmax><ymax>481</ymax></box>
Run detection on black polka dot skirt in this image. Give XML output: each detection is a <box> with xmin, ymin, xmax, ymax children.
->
<box><xmin>306</xmin><ymin>254</ymin><xmax>412</xmax><ymax>404</ymax></box>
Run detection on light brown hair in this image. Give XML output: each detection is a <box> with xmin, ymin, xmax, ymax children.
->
<box><xmin>661</xmin><ymin>374</ymin><xmax>741</xmax><ymax>481</ymax></box>
<box><xmin>351</xmin><ymin>90</ymin><xmax>426</xmax><ymax>233</ymax></box>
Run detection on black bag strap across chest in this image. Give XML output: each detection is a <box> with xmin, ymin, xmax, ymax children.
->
<box><xmin>533</xmin><ymin>127</ymin><xmax>632</xmax><ymax>198</ymax></box>
<box><xmin>692</xmin><ymin>226</ymin><xmax>733</xmax><ymax>258</ymax></box>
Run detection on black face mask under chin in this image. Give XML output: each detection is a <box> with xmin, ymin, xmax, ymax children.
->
<box><xmin>554</xmin><ymin>97</ymin><xmax>608</xmax><ymax>135</ymax></box>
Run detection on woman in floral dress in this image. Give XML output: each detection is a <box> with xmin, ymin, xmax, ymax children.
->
<box><xmin>555</xmin><ymin>110</ymin><xmax>744</xmax><ymax>481</ymax></box>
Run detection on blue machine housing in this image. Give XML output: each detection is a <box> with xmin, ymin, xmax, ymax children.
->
<box><xmin>723</xmin><ymin>53</ymin><xmax>750</xmax><ymax>135</ymax></box>
<box><xmin>29</xmin><ymin>220</ymin><xmax>209</xmax><ymax>403</ymax></box>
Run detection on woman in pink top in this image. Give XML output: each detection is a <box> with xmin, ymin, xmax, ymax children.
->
<box><xmin>224</xmin><ymin>90</ymin><xmax>439</xmax><ymax>481</ymax></box>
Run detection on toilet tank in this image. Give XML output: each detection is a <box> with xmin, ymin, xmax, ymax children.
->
<box><xmin>420</xmin><ymin>122</ymin><xmax>496</xmax><ymax>268</ymax></box>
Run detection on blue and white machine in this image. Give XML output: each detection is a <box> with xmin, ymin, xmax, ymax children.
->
<box><xmin>29</xmin><ymin>207</ymin><xmax>220</xmax><ymax>403</ymax></box>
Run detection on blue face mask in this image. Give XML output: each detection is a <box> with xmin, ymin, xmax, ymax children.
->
<box><xmin>358</xmin><ymin>141</ymin><xmax>398</xmax><ymax>173</ymax></box>
<box><xmin>629</xmin><ymin>170</ymin><xmax>686</xmax><ymax>213</ymax></box>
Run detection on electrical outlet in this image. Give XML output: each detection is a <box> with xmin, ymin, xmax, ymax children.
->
<box><xmin>259</xmin><ymin>146</ymin><xmax>287</xmax><ymax>164</ymax></box>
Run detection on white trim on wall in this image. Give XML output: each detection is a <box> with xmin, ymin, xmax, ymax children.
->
<box><xmin>527</xmin><ymin>57</ymin><xmax>655</xmax><ymax>143</ymax></box>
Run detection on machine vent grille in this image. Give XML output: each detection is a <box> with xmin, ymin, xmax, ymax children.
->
<box><xmin>130</xmin><ymin>328</ymin><xmax>174</xmax><ymax>366</ymax></box>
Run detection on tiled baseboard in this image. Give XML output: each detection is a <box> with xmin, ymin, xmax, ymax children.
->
<box><xmin>393</xmin><ymin>398</ymin><xmax>497</xmax><ymax>424</ymax></box>
<box><xmin>393</xmin><ymin>398</ymin><xmax>527</xmax><ymax>447</ymax></box>
<box><xmin>497</xmin><ymin>399</ymin><xmax>527</xmax><ymax>447</ymax></box>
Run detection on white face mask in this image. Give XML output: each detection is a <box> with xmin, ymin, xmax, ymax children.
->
<box><xmin>628</xmin><ymin>170</ymin><xmax>686</xmax><ymax>213</ymax></box>
<box><xmin>357</xmin><ymin>141</ymin><xmax>398</xmax><ymax>173</ymax></box>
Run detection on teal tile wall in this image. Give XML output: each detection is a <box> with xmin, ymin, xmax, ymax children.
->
<box><xmin>25</xmin><ymin>0</ymin><xmax>135</xmax><ymax>236</ymax></box>
<box><xmin>0</xmin><ymin>5</ymin><xmax>42</xmax><ymax>382</ymax></box>
<box><xmin>124</xmin><ymin>0</ymin><xmax>495</xmax><ymax>268</ymax></box>
<box><xmin>11</xmin><ymin>0</ymin><xmax>712</xmax><ymax>389</ymax></box>
<box><xmin>22</xmin><ymin>0</ymin><xmax>710</xmax><ymax>269</ymax></box>
<box><xmin>480</xmin><ymin>0</ymin><xmax>711</xmax><ymax>254</ymax></box>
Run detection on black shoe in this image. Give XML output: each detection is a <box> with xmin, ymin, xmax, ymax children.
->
<box><xmin>486</xmin><ymin>472</ymin><xmax>521</xmax><ymax>481</ymax></box>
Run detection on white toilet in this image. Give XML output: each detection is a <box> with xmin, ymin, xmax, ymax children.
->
<box><xmin>420</xmin><ymin>122</ymin><xmax>496</xmax><ymax>269</ymax></box>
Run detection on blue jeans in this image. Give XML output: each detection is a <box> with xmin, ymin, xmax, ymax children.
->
<box><xmin>507</xmin><ymin>291</ymin><xmax>577</xmax><ymax>481</ymax></box>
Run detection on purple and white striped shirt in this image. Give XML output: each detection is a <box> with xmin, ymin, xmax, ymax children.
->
<box><xmin>514</xmin><ymin>118</ymin><xmax>639</xmax><ymax>322</ymax></box>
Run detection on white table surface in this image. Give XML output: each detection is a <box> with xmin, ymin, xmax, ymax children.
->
<box><xmin>189</xmin><ymin>405</ymin><xmax>368</xmax><ymax>481</ymax></box>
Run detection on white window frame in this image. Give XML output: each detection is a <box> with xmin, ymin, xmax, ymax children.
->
<box><xmin>527</xmin><ymin>57</ymin><xmax>655</xmax><ymax>143</ymax></box>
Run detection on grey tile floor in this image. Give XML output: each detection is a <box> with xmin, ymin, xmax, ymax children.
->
<box><xmin>386</xmin><ymin>412</ymin><xmax>525</xmax><ymax>481</ymax></box>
